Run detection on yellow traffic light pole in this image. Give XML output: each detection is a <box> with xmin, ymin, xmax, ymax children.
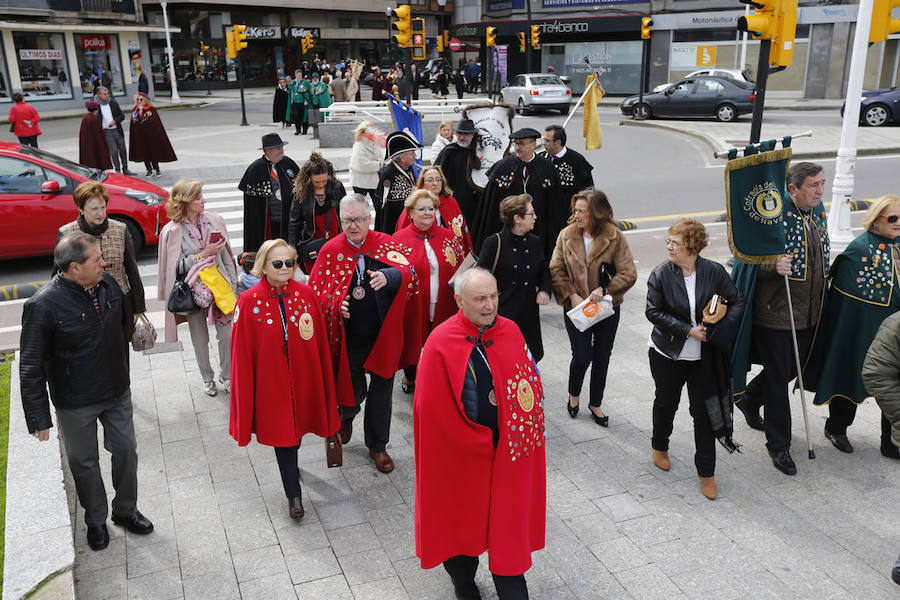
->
<box><xmin>232</xmin><ymin>24</ymin><xmax>249</xmax><ymax>126</ymax></box>
<box><xmin>635</xmin><ymin>17</ymin><xmax>652</xmax><ymax>120</ymax></box>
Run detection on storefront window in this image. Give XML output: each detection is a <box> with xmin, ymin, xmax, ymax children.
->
<box><xmin>0</xmin><ymin>36</ymin><xmax>10</xmax><ymax>103</ymax></box>
<box><xmin>542</xmin><ymin>41</ymin><xmax>642</xmax><ymax>94</ymax></box>
<box><xmin>74</xmin><ymin>34</ymin><xmax>125</xmax><ymax>98</ymax></box>
<box><xmin>12</xmin><ymin>32</ymin><xmax>72</xmax><ymax>100</ymax></box>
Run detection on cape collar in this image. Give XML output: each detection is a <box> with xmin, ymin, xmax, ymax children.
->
<box><xmin>455</xmin><ymin>310</ymin><xmax>497</xmax><ymax>348</ymax></box>
<box><xmin>264</xmin><ymin>279</ymin><xmax>292</xmax><ymax>298</ymax></box>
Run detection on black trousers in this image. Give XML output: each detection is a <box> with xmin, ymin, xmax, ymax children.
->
<box><xmin>143</xmin><ymin>161</ymin><xmax>159</xmax><ymax>172</ymax></box>
<box><xmin>564</xmin><ymin>307</ymin><xmax>620</xmax><ymax>407</ymax></box>
<box><xmin>17</xmin><ymin>135</ymin><xmax>38</xmax><ymax>148</ymax></box>
<box><xmin>274</xmin><ymin>441</ymin><xmax>301</xmax><ymax>498</ymax></box>
<box><xmin>826</xmin><ymin>398</ymin><xmax>893</xmax><ymax>445</ymax></box>
<box><xmin>648</xmin><ymin>349</ymin><xmax>716</xmax><ymax>477</ymax></box>
<box><xmin>746</xmin><ymin>326</ymin><xmax>813</xmax><ymax>453</ymax></box>
<box><xmin>443</xmin><ymin>555</ymin><xmax>528</xmax><ymax>600</ymax></box>
<box><xmin>341</xmin><ymin>338</ymin><xmax>393</xmax><ymax>452</ymax></box>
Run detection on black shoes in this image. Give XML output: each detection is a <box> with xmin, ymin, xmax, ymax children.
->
<box><xmin>882</xmin><ymin>442</ymin><xmax>900</xmax><ymax>460</ymax></box>
<box><xmin>401</xmin><ymin>379</ymin><xmax>414</xmax><ymax>394</ymax></box>
<box><xmin>122</xmin><ymin>170</ymin><xmax>136</xmax><ymax>176</ymax></box>
<box><xmin>824</xmin><ymin>427</ymin><xmax>854</xmax><ymax>453</ymax></box>
<box><xmin>288</xmin><ymin>496</ymin><xmax>305</xmax><ymax>520</ymax></box>
<box><xmin>736</xmin><ymin>397</ymin><xmax>765</xmax><ymax>431</ymax></box>
<box><xmin>111</xmin><ymin>510</ymin><xmax>154</xmax><ymax>535</ymax></box>
<box><xmin>87</xmin><ymin>524</ymin><xmax>109</xmax><ymax>551</ymax></box>
<box><xmin>589</xmin><ymin>407</ymin><xmax>609</xmax><ymax>427</ymax></box>
<box><xmin>768</xmin><ymin>448</ymin><xmax>797</xmax><ymax>476</ymax></box>
<box><xmin>566</xmin><ymin>399</ymin><xmax>579</xmax><ymax>419</ymax></box>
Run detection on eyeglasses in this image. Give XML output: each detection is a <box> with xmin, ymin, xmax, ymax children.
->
<box><xmin>341</xmin><ymin>217</ymin><xmax>368</xmax><ymax>227</ymax></box>
<box><xmin>270</xmin><ymin>259</ymin><xmax>296</xmax><ymax>269</ymax></box>
<box><xmin>541</xmin><ymin>138</ymin><xmax>553</xmax><ymax>145</ymax></box>
<box><xmin>879</xmin><ymin>214</ymin><xmax>900</xmax><ymax>224</ymax></box>
<box><xmin>512</xmin><ymin>140</ymin><xmax>535</xmax><ymax>147</ymax></box>
<box><xmin>414</xmin><ymin>207</ymin><xmax>436</xmax><ymax>213</ymax></box>
<box><xmin>523</xmin><ymin>211</ymin><xmax>536</xmax><ymax>217</ymax></box>
<box><xmin>423</xmin><ymin>177</ymin><xmax>442</xmax><ymax>184</ymax></box>
<box><xmin>665</xmin><ymin>239</ymin><xmax>682</xmax><ymax>248</ymax></box>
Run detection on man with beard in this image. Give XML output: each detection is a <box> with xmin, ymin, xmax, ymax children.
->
<box><xmin>434</xmin><ymin>119</ymin><xmax>479</xmax><ymax>226</ymax></box>
<box><xmin>238</xmin><ymin>134</ymin><xmax>300</xmax><ymax>253</ymax></box>
<box><xmin>474</xmin><ymin>128</ymin><xmax>563</xmax><ymax>260</ymax></box>
<box><xmin>542</xmin><ymin>125</ymin><xmax>594</xmax><ymax>202</ymax></box>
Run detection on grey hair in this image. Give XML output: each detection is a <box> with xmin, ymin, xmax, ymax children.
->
<box><xmin>339</xmin><ymin>193</ymin><xmax>374</xmax><ymax>217</ymax></box>
<box><xmin>54</xmin><ymin>232</ymin><xmax>98</xmax><ymax>273</ymax></box>
<box><xmin>96</xmin><ymin>86</ymin><xmax>109</xmax><ymax>95</ymax></box>
<box><xmin>453</xmin><ymin>267</ymin><xmax>496</xmax><ymax>298</ymax></box>
<box><xmin>787</xmin><ymin>162</ymin><xmax>824</xmax><ymax>190</ymax></box>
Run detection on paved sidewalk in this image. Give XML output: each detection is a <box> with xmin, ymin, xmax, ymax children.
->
<box><xmin>67</xmin><ymin>261</ymin><xmax>900</xmax><ymax>600</ymax></box>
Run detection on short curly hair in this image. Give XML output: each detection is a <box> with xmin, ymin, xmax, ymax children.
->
<box><xmin>668</xmin><ymin>219</ymin><xmax>708</xmax><ymax>255</ymax></box>
<box><xmin>73</xmin><ymin>181</ymin><xmax>110</xmax><ymax>211</ymax></box>
<box><xmin>499</xmin><ymin>194</ymin><xmax>532</xmax><ymax>227</ymax></box>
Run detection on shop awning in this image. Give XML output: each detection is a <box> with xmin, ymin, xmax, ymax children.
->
<box><xmin>0</xmin><ymin>20</ymin><xmax>175</xmax><ymax>34</ymax></box>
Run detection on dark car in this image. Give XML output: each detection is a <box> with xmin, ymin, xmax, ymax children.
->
<box><xmin>841</xmin><ymin>87</ymin><xmax>900</xmax><ymax>127</ymax></box>
<box><xmin>620</xmin><ymin>75</ymin><xmax>756</xmax><ymax>122</ymax></box>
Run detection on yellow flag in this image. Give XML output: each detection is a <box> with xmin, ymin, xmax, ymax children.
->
<box><xmin>583</xmin><ymin>74</ymin><xmax>605</xmax><ymax>150</ymax></box>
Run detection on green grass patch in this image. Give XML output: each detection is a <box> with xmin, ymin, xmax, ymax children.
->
<box><xmin>0</xmin><ymin>352</ymin><xmax>13</xmax><ymax>597</ymax></box>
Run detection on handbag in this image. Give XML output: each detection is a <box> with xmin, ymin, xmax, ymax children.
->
<box><xmin>198</xmin><ymin>265</ymin><xmax>237</xmax><ymax>315</ymax></box>
<box><xmin>566</xmin><ymin>294</ymin><xmax>615</xmax><ymax>332</ymax></box>
<box><xmin>167</xmin><ymin>263</ymin><xmax>199</xmax><ymax>315</ymax></box>
<box><xmin>299</xmin><ymin>237</ymin><xmax>328</xmax><ymax>264</ymax></box>
<box><xmin>131</xmin><ymin>313</ymin><xmax>157</xmax><ymax>351</ymax></box>
<box><xmin>702</xmin><ymin>294</ymin><xmax>728</xmax><ymax>324</ymax></box>
<box><xmin>448</xmin><ymin>252</ymin><xmax>477</xmax><ymax>286</ymax></box>
<box><xmin>325</xmin><ymin>435</ymin><xmax>343</xmax><ymax>468</ymax></box>
<box><xmin>490</xmin><ymin>232</ymin><xmax>501</xmax><ymax>273</ymax></box>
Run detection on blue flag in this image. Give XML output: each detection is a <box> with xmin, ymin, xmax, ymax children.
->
<box><xmin>387</xmin><ymin>93</ymin><xmax>424</xmax><ymax>170</ymax></box>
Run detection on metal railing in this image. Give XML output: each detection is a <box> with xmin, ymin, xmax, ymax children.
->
<box><xmin>321</xmin><ymin>97</ymin><xmax>493</xmax><ymax>123</ymax></box>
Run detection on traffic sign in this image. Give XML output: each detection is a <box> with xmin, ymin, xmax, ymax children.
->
<box><xmin>449</xmin><ymin>38</ymin><xmax>462</xmax><ymax>51</ymax></box>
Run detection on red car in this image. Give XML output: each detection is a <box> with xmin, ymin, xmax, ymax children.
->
<box><xmin>0</xmin><ymin>142</ymin><xmax>169</xmax><ymax>259</ymax></box>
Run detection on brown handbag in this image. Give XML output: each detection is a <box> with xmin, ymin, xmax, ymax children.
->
<box><xmin>702</xmin><ymin>294</ymin><xmax>728</xmax><ymax>324</ymax></box>
<box><xmin>325</xmin><ymin>435</ymin><xmax>343</xmax><ymax>468</ymax></box>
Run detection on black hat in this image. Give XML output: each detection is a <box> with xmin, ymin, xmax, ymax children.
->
<box><xmin>454</xmin><ymin>119</ymin><xmax>476</xmax><ymax>134</ymax></box>
<box><xmin>509</xmin><ymin>128</ymin><xmax>541</xmax><ymax>140</ymax></box>
<box><xmin>260</xmin><ymin>133</ymin><xmax>288</xmax><ymax>150</ymax></box>
<box><xmin>385</xmin><ymin>129</ymin><xmax>423</xmax><ymax>161</ymax></box>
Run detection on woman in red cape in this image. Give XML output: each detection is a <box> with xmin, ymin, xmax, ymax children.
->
<box><xmin>78</xmin><ymin>101</ymin><xmax>112</xmax><ymax>170</ymax></box>
<box><xmin>394</xmin><ymin>189</ymin><xmax>464</xmax><ymax>393</ymax></box>
<box><xmin>396</xmin><ymin>165</ymin><xmax>473</xmax><ymax>255</ymax></box>
<box><xmin>414</xmin><ymin>268</ymin><xmax>546</xmax><ymax>595</ymax></box>
<box><xmin>229</xmin><ymin>239</ymin><xmax>340</xmax><ymax>520</ymax></box>
<box><xmin>128</xmin><ymin>92</ymin><xmax>177</xmax><ymax>178</ymax></box>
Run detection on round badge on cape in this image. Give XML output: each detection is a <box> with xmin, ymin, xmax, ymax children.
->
<box><xmin>386</xmin><ymin>250</ymin><xmax>409</xmax><ymax>266</ymax></box>
<box><xmin>352</xmin><ymin>285</ymin><xmax>366</xmax><ymax>300</ymax></box>
<box><xmin>443</xmin><ymin>245</ymin><xmax>457</xmax><ymax>267</ymax></box>
<box><xmin>516</xmin><ymin>379</ymin><xmax>535</xmax><ymax>412</ymax></box>
<box><xmin>298</xmin><ymin>312</ymin><xmax>314</xmax><ymax>340</ymax></box>
<box><xmin>233</xmin><ymin>305</ymin><xmax>240</xmax><ymax>323</ymax></box>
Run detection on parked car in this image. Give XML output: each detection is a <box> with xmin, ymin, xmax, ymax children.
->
<box><xmin>652</xmin><ymin>68</ymin><xmax>755</xmax><ymax>93</ymax></box>
<box><xmin>841</xmin><ymin>87</ymin><xmax>900</xmax><ymax>127</ymax></box>
<box><xmin>499</xmin><ymin>73</ymin><xmax>573</xmax><ymax>115</ymax></box>
<box><xmin>0</xmin><ymin>142</ymin><xmax>169</xmax><ymax>259</ymax></box>
<box><xmin>620</xmin><ymin>75</ymin><xmax>756</xmax><ymax>122</ymax></box>
<box><xmin>424</xmin><ymin>57</ymin><xmax>452</xmax><ymax>78</ymax></box>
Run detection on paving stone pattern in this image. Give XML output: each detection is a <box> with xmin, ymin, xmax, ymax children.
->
<box><xmin>70</xmin><ymin>266</ymin><xmax>900</xmax><ymax>599</ymax></box>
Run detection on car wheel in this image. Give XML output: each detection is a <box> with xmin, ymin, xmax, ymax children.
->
<box><xmin>517</xmin><ymin>98</ymin><xmax>527</xmax><ymax>115</ymax></box>
<box><xmin>111</xmin><ymin>216</ymin><xmax>144</xmax><ymax>255</ymax></box>
<box><xmin>559</xmin><ymin>104</ymin><xmax>570</xmax><ymax>115</ymax></box>
<box><xmin>716</xmin><ymin>103</ymin><xmax>737</xmax><ymax>122</ymax></box>
<box><xmin>863</xmin><ymin>103</ymin><xmax>890</xmax><ymax>127</ymax></box>
<box><xmin>632</xmin><ymin>103</ymin><xmax>651</xmax><ymax>120</ymax></box>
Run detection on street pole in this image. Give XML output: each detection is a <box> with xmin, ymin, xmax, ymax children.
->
<box><xmin>636</xmin><ymin>38</ymin><xmax>648</xmax><ymax>119</ymax></box>
<box><xmin>828</xmin><ymin>0</ymin><xmax>874</xmax><ymax>253</ymax></box>
<box><xmin>160</xmin><ymin>1</ymin><xmax>180</xmax><ymax>102</ymax></box>
<box><xmin>526</xmin><ymin>0</ymin><xmax>533</xmax><ymax>73</ymax></box>
<box><xmin>206</xmin><ymin>51</ymin><xmax>211</xmax><ymax>96</ymax></box>
<box><xmin>739</xmin><ymin>4</ymin><xmax>750</xmax><ymax>71</ymax></box>
<box><xmin>238</xmin><ymin>53</ymin><xmax>249</xmax><ymax>126</ymax></box>
<box><xmin>748</xmin><ymin>39</ymin><xmax>771</xmax><ymax>144</ymax></box>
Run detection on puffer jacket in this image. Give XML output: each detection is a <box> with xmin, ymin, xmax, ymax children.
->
<box><xmin>19</xmin><ymin>273</ymin><xmax>130</xmax><ymax>433</ymax></box>
<box><xmin>862</xmin><ymin>311</ymin><xmax>900</xmax><ymax>447</ymax></box>
<box><xmin>349</xmin><ymin>135</ymin><xmax>384</xmax><ymax>190</ymax></box>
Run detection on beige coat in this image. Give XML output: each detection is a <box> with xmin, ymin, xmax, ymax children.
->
<box><xmin>550</xmin><ymin>221</ymin><xmax>637</xmax><ymax>310</ymax></box>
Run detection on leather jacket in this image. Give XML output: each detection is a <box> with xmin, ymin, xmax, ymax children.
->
<box><xmin>288</xmin><ymin>179</ymin><xmax>345</xmax><ymax>251</ymax></box>
<box><xmin>645</xmin><ymin>256</ymin><xmax>745</xmax><ymax>360</ymax></box>
<box><xmin>19</xmin><ymin>273</ymin><xmax>130</xmax><ymax>433</ymax></box>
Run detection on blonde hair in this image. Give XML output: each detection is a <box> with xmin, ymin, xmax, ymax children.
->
<box><xmin>355</xmin><ymin>120</ymin><xmax>374</xmax><ymax>139</ymax></box>
<box><xmin>404</xmin><ymin>189</ymin><xmax>439</xmax><ymax>213</ymax></box>
<box><xmin>166</xmin><ymin>179</ymin><xmax>204</xmax><ymax>222</ymax></box>
<box><xmin>134</xmin><ymin>93</ymin><xmax>153</xmax><ymax>108</ymax></box>
<box><xmin>439</xmin><ymin>119</ymin><xmax>452</xmax><ymax>132</ymax></box>
<box><xmin>864</xmin><ymin>194</ymin><xmax>900</xmax><ymax>232</ymax></box>
<box><xmin>415</xmin><ymin>166</ymin><xmax>452</xmax><ymax>199</ymax></box>
<box><xmin>252</xmin><ymin>239</ymin><xmax>298</xmax><ymax>278</ymax></box>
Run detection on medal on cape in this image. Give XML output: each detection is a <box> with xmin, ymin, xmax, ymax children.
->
<box><xmin>298</xmin><ymin>312</ymin><xmax>314</xmax><ymax>340</ymax></box>
<box><xmin>352</xmin><ymin>285</ymin><xmax>366</xmax><ymax>300</ymax></box>
<box><xmin>488</xmin><ymin>388</ymin><xmax>497</xmax><ymax>406</ymax></box>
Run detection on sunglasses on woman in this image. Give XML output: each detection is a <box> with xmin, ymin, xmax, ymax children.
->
<box><xmin>879</xmin><ymin>214</ymin><xmax>899</xmax><ymax>224</ymax></box>
<box><xmin>270</xmin><ymin>259</ymin><xmax>296</xmax><ymax>269</ymax></box>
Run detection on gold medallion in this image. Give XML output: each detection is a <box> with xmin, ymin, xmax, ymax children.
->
<box><xmin>298</xmin><ymin>312</ymin><xmax>314</xmax><ymax>340</ymax></box>
<box><xmin>516</xmin><ymin>379</ymin><xmax>535</xmax><ymax>412</ymax></box>
<box><xmin>386</xmin><ymin>250</ymin><xmax>409</xmax><ymax>265</ymax></box>
<box><xmin>444</xmin><ymin>245</ymin><xmax>457</xmax><ymax>267</ymax></box>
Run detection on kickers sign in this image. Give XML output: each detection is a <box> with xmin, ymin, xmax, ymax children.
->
<box><xmin>81</xmin><ymin>35</ymin><xmax>110</xmax><ymax>50</ymax></box>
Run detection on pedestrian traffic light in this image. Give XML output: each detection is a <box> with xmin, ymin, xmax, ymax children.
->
<box><xmin>530</xmin><ymin>25</ymin><xmax>540</xmax><ymax>48</ymax></box>
<box><xmin>737</xmin><ymin>0</ymin><xmax>797</xmax><ymax>67</ymax></box>
<box><xmin>517</xmin><ymin>32</ymin><xmax>526</xmax><ymax>53</ymax></box>
<box><xmin>411</xmin><ymin>17</ymin><xmax>426</xmax><ymax>59</ymax></box>
<box><xmin>302</xmin><ymin>32</ymin><xmax>315</xmax><ymax>54</ymax></box>
<box><xmin>486</xmin><ymin>26</ymin><xmax>496</xmax><ymax>47</ymax></box>
<box><xmin>233</xmin><ymin>24</ymin><xmax>248</xmax><ymax>52</ymax></box>
<box><xmin>870</xmin><ymin>0</ymin><xmax>900</xmax><ymax>43</ymax></box>
<box><xmin>641</xmin><ymin>17</ymin><xmax>653</xmax><ymax>40</ymax></box>
<box><xmin>226</xmin><ymin>30</ymin><xmax>237</xmax><ymax>59</ymax></box>
<box><xmin>391</xmin><ymin>5</ymin><xmax>412</xmax><ymax>49</ymax></box>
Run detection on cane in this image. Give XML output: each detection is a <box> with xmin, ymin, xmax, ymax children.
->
<box><xmin>783</xmin><ymin>273</ymin><xmax>816</xmax><ymax>459</ymax></box>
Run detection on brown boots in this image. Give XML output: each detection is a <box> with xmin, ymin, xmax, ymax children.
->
<box><xmin>652</xmin><ymin>449</ymin><xmax>670</xmax><ymax>471</ymax></box>
<box><xmin>699</xmin><ymin>476</ymin><xmax>718</xmax><ymax>500</ymax></box>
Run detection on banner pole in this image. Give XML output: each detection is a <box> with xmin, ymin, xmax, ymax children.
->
<box><xmin>783</xmin><ymin>274</ymin><xmax>816</xmax><ymax>460</ymax></box>
<box><xmin>562</xmin><ymin>76</ymin><xmax>595</xmax><ymax>129</ymax></box>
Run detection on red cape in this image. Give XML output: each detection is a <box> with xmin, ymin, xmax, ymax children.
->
<box><xmin>229</xmin><ymin>279</ymin><xmax>341</xmax><ymax>446</ymax></box>
<box><xmin>393</xmin><ymin>223</ymin><xmax>464</xmax><ymax>349</ymax></box>
<box><xmin>78</xmin><ymin>113</ymin><xmax>112</xmax><ymax>170</ymax></box>
<box><xmin>395</xmin><ymin>194</ymin><xmax>473</xmax><ymax>255</ymax></box>
<box><xmin>308</xmin><ymin>231</ymin><xmax>423</xmax><ymax>406</ymax></box>
<box><xmin>129</xmin><ymin>107</ymin><xmax>177</xmax><ymax>163</ymax></box>
<box><xmin>414</xmin><ymin>311</ymin><xmax>546</xmax><ymax>575</ymax></box>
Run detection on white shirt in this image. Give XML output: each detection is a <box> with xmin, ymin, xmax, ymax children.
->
<box><xmin>99</xmin><ymin>103</ymin><xmax>114</xmax><ymax>129</ymax></box>
<box><xmin>583</xmin><ymin>233</ymin><xmax>593</xmax><ymax>256</ymax></box>
<box><xmin>677</xmin><ymin>272</ymin><xmax>702</xmax><ymax>361</ymax></box>
<box><xmin>424</xmin><ymin>239</ymin><xmax>439</xmax><ymax>321</ymax></box>
<box><xmin>554</xmin><ymin>146</ymin><xmax>568</xmax><ymax>160</ymax></box>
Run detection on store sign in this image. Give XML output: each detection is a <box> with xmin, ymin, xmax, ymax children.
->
<box><xmin>282</xmin><ymin>27</ymin><xmax>321</xmax><ymax>39</ymax></box>
<box><xmin>542</xmin><ymin>0</ymin><xmax>641</xmax><ymax>6</ymax></box>
<box><xmin>487</xmin><ymin>0</ymin><xmax>523</xmax><ymax>9</ymax></box>
<box><xmin>697</xmin><ymin>45</ymin><xmax>716</xmax><ymax>66</ymax></box>
<box><xmin>537</xmin><ymin>20</ymin><xmax>591</xmax><ymax>34</ymax></box>
<box><xmin>81</xmin><ymin>35</ymin><xmax>110</xmax><ymax>50</ymax></box>
<box><xmin>19</xmin><ymin>49</ymin><xmax>63</xmax><ymax>60</ymax></box>
<box><xmin>245</xmin><ymin>26</ymin><xmax>280</xmax><ymax>40</ymax></box>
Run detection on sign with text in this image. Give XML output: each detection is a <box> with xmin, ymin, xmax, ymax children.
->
<box><xmin>542</xmin><ymin>0</ymin><xmax>642</xmax><ymax>6</ymax></box>
<box><xmin>19</xmin><ymin>49</ymin><xmax>63</xmax><ymax>61</ymax></box>
<box><xmin>81</xmin><ymin>35</ymin><xmax>110</xmax><ymax>50</ymax></box>
<box><xmin>487</xmin><ymin>0</ymin><xmax>524</xmax><ymax>10</ymax></box>
<box><xmin>697</xmin><ymin>45</ymin><xmax>717</xmax><ymax>66</ymax></box>
<box><xmin>282</xmin><ymin>27</ymin><xmax>321</xmax><ymax>39</ymax></box>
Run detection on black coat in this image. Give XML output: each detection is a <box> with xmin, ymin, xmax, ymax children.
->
<box><xmin>238</xmin><ymin>155</ymin><xmax>300</xmax><ymax>253</ymax></box>
<box><xmin>374</xmin><ymin>161</ymin><xmax>417</xmax><ymax>233</ymax></box>
<box><xmin>273</xmin><ymin>85</ymin><xmax>289</xmax><ymax>123</ymax></box>
<box><xmin>545</xmin><ymin>147</ymin><xmax>594</xmax><ymax>204</ymax></box>
<box><xmin>434</xmin><ymin>141</ymin><xmax>479</xmax><ymax>226</ymax></box>
<box><xmin>95</xmin><ymin>99</ymin><xmax>126</xmax><ymax>135</ymax></box>
<box><xmin>19</xmin><ymin>273</ymin><xmax>130</xmax><ymax>433</ymax></box>
<box><xmin>476</xmin><ymin>227</ymin><xmax>551</xmax><ymax>361</ymax></box>
<box><xmin>138</xmin><ymin>73</ymin><xmax>149</xmax><ymax>95</ymax></box>
<box><xmin>287</xmin><ymin>179</ymin><xmax>345</xmax><ymax>250</ymax></box>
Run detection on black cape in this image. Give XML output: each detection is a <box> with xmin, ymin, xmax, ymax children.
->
<box><xmin>374</xmin><ymin>161</ymin><xmax>417</xmax><ymax>233</ymax></box>
<box><xmin>273</xmin><ymin>86</ymin><xmax>289</xmax><ymax>123</ymax></box>
<box><xmin>238</xmin><ymin>155</ymin><xmax>300</xmax><ymax>253</ymax></box>
<box><xmin>473</xmin><ymin>153</ymin><xmax>563</xmax><ymax>260</ymax></box>
<box><xmin>434</xmin><ymin>141</ymin><xmax>480</xmax><ymax>227</ymax></box>
<box><xmin>545</xmin><ymin>147</ymin><xmax>594</xmax><ymax>204</ymax></box>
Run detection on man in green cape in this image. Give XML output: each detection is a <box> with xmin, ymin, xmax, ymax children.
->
<box><xmin>286</xmin><ymin>69</ymin><xmax>310</xmax><ymax>136</ymax></box>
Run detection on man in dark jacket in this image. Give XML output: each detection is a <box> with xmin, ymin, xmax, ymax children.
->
<box><xmin>542</xmin><ymin>125</ymin><xmax>594</xmax><ymax>202</ymax></box>
<box><xmin>434</xmin><ymin>119</ymin><xmax>479</xmax><ymax>226</ymax></box>
<box><xmin>238</xmin><ymin>133</ymin><xmax>300</xmax><ymax>253</ymax></box>
<box><xmin>20</xmin><ymin>232</ymin><xmax>153</xmax><ymax>552</ymax></box>
<box><xmin>95</xmin><ymin>86</ymin><xmax>132</xmax><ymax>175</ymax></box>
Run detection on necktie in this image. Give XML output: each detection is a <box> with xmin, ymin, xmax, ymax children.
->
<box><xmin>87</xmin><ymin>286</ymin><xmax>101</xmax><ymax>318</ymax></box>
<box><xmin>270</xmin><ymin>164</ymin><xmax>280</xmax><ymax>201</ymax></box>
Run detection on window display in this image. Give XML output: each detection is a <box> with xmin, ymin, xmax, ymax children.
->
<box><xmin>13</xmin><ymin>32</ymin><xmax>72</xmax><ymax>100</ymax></box>
<box><xmin>74</xmin><ymin>34</ymin><xmax>125</xmax><ymax>97</ymax></box>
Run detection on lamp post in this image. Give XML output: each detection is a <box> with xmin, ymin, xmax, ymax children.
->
<box><xmin>160</xmin><ymin>1</ymin><xmax>180</xmax><ymax>101</ymax></box>
<box><xmin>437</xmin><ymin>0</ymin><xmax>447</xmax><ymax>60</ymax></box>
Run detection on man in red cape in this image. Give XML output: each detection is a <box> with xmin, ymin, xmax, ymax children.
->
<box><xmin>414</xmin><ymin>267</ymin><xmax>546</xmax><ymax>600</ymax></box>
<box><xmin>309</xmin><ymin>192</ymin><xmax>422</xmax><ymax>473</ymax></box>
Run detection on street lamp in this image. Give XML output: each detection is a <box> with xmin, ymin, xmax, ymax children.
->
<box><xmin>160</xmin><ymin>1</ymin><xmax>180</xmax><ymax>101</ymax></box>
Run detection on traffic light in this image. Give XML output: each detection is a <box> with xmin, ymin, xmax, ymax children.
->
<box><xmin>517</xmin><ymin>32</ymin><xmax>526</xmax><ymax>53</ymax></box>
<box><xmin>486</xmin><ymin>26</ymin><xmax>496</xmax><ymax>47</ymax></box>
<box><xmin>437</xmin><ymin>34</ymin><xmax>444</xmax><ymax>52</ymax></box>
<box><xmin>641</xmin><ymin>17</ymin><xmax>653</xmax><ymax>40</ymax></box>
<box><xmin>443</xmin><ymin>30</ymin><xmax>450</xmax><ymax>50</ymax></box>
<box><xmin>302</xmin><ymin>32</ymin><xmax>315</xmax><ymax>54</ymax></box>
<box><xmin>233</xmin><ymin>24</ymin><xmax>248</xmax><ymax>52</ymax></box>
<box><xmin>737</xmin><ymin>0</ymin><xmax>797</xmax><ymax>67</ymax></box>
<box><xmin>530</xmin><ymin>25</ymin><xmax>540</xmax><ymax>48</ymax></box>
<box><xmin>411</xmin><ymin>17</ymin><xmax>426</xmax><ymax>59</ymax></box>
<box><xmin>226</xmin><ymin>30</ymin><xmax>236</xmax><ymax>59</ymax></box>
<box><xmin>391</xmin><ymin>5</ymin><xmax>412</xmax><ymax>48</ymax></box>
<box><xmin>199</xmin><ymin>41</ymin><xmax>209</xmax><ymax>57</ymax></box>
<box><xmin>870</xmin><ymin>0</ymin><xmax>900</xmax><ymax>43</ymax></box>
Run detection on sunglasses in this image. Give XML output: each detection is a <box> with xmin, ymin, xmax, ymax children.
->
<box><xmin>270</xmin><ymin>259</ymin><xmax>296</xmax><ymax>269</ymax></box>
<box><xmin>879</xmin><ymin>214</ymin><xmax>900</xmax><ymax>224</ymax></box>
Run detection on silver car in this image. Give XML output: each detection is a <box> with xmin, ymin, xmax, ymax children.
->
<box><xmin>499</xmin><ymin>73</ymin><xmax>573</xmax><ymax>115</ymax></box>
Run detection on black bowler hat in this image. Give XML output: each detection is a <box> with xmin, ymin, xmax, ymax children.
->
<box><xmin>454</xmin><ymin>119</ymin><xmax>476</xmax><ymax>134</ymax></box>
<box><xmin>509</xmin><ymin>127</ymin><xmax>541</xmax><ymax>140</ymax></box>
<box><xmin>260</xmin><ymin>133</ymin><xmax>288</xmax><ymax>150</ymax></box>
<box><xmin>385</xmin><ymin>129</ymin><xmax>423</xmax><ymax>161</ymax></box>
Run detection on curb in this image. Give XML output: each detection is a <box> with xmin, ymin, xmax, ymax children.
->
<box><xmin>0</xmin><ymin>281</ymin><xmax>47</xmax><ymax>302</ymax></box>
